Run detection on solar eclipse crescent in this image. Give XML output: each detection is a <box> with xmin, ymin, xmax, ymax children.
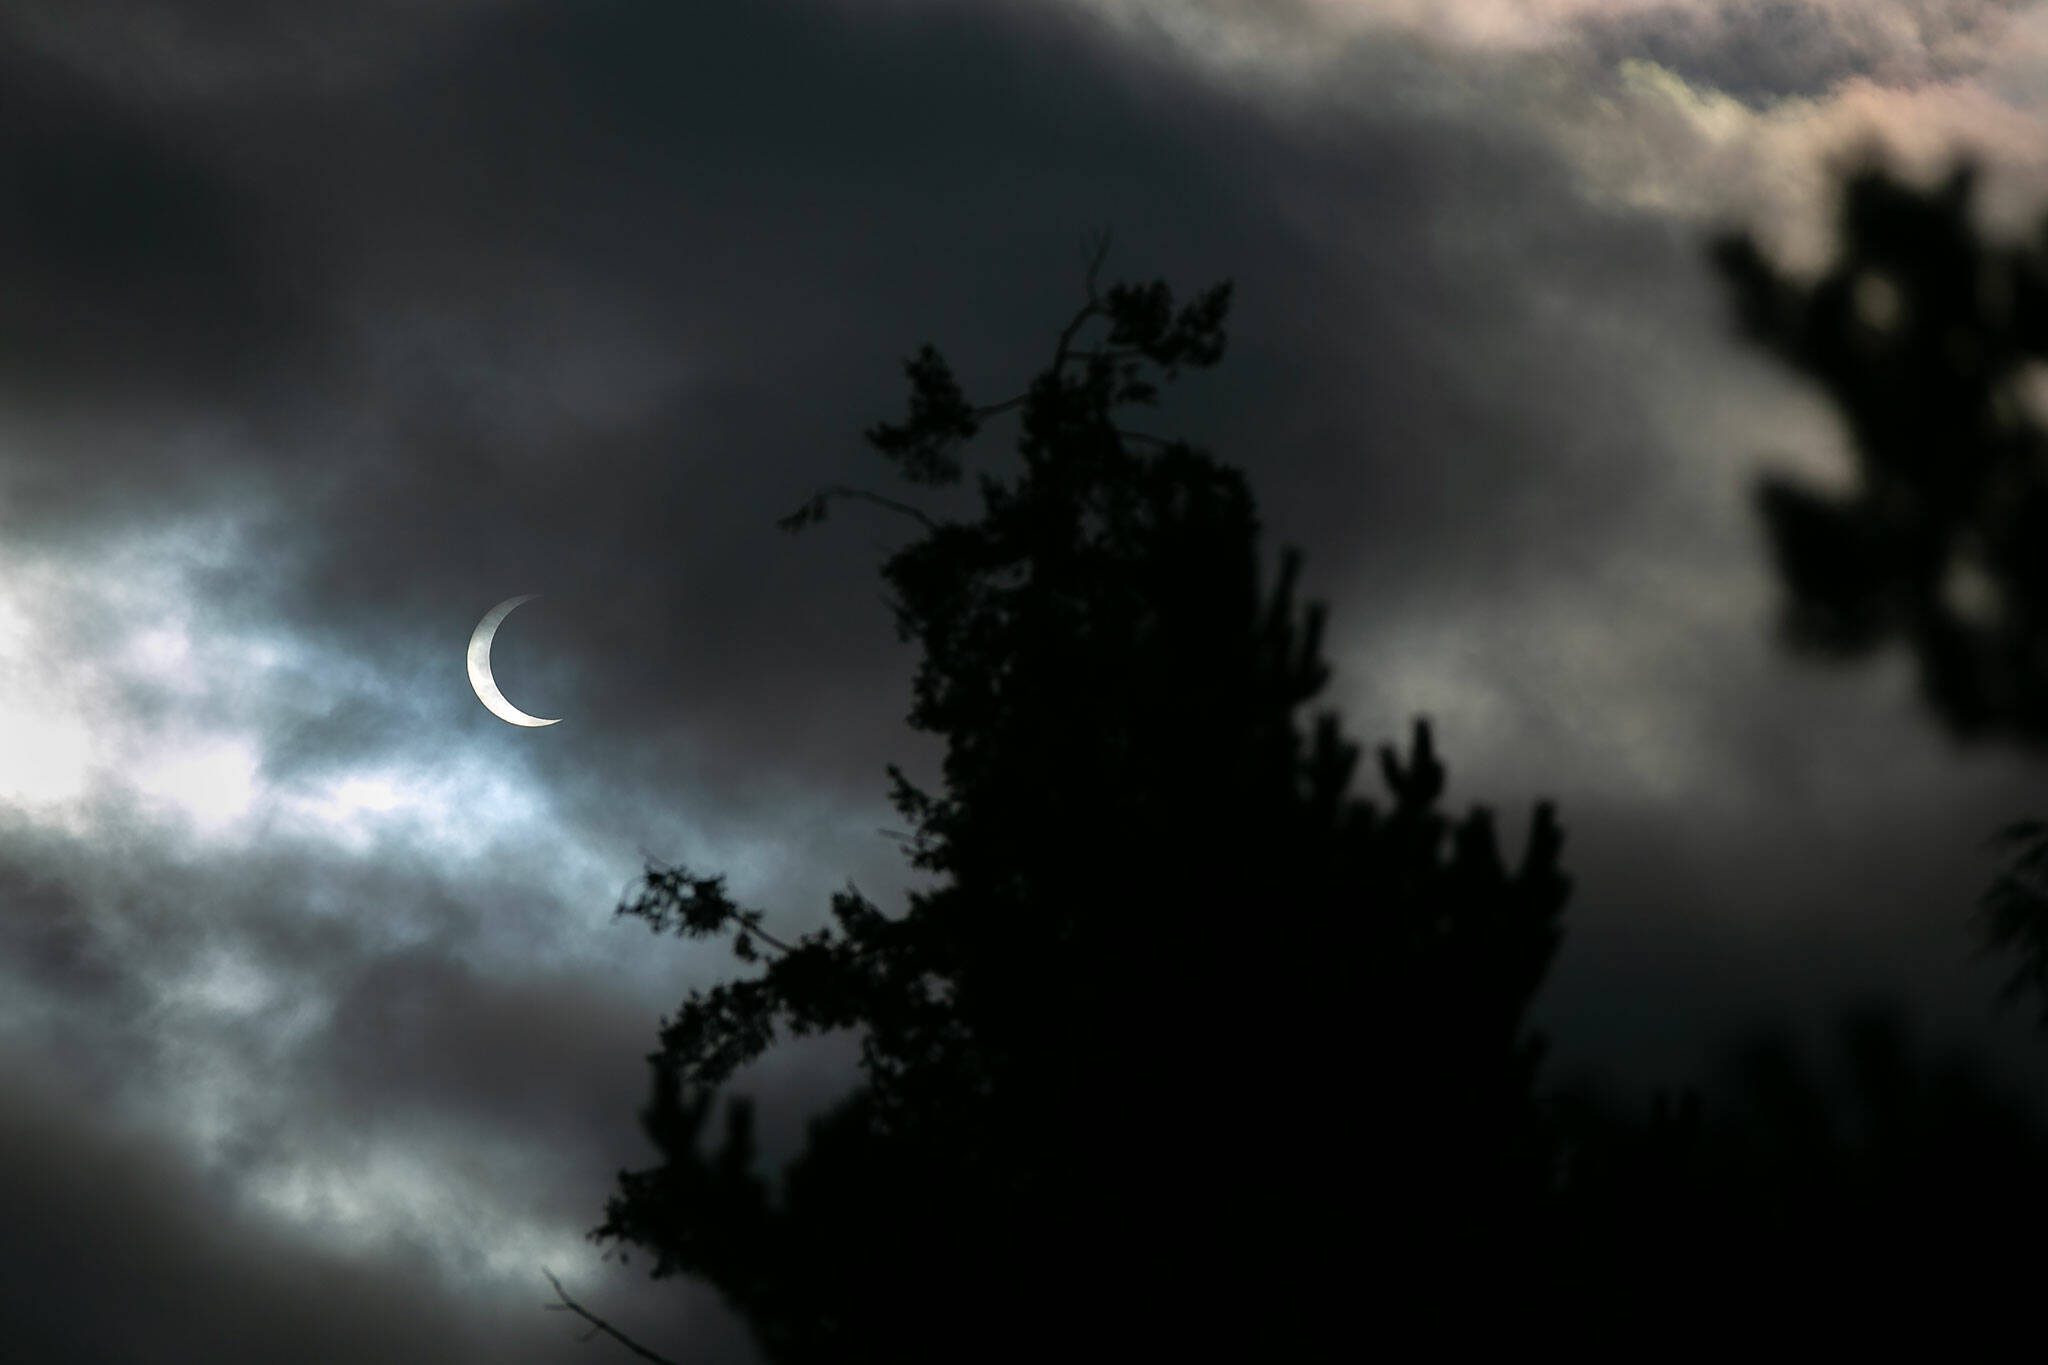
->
<box><xmin>467</xmin><ymin>595</ymin><xmax>561</xmax><ymax>728</ymax></box>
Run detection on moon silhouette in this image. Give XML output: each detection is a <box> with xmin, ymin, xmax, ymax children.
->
<box><xmin>467</xmin><ymin>595</ymin><xmax>561</xmax><ymax>728</ymax></box>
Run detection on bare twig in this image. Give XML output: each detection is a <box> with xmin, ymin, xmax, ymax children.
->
<box><xmin>543</xmin><ymin>1269</ymin><xmax>686</xmax><ymax>1365</ymax></box>
<box><xmin>1082</xmin><ymin>228</ymin><xmax>1113</xmax><ymax>303</ymax></box>
<box><xmin>793</xmin><ymin>484</ymin><xmax>941</xmax><ymax>531</ymax></box>
<box><xmin>1050</xmin><ymin>297</ymin><xmax>1102</xmax><ymax>375</ymax></box>
<box><xmin>794</xmin><ymin>239</ymin><xmax>1118</xmax><ymax>542</ymax></box>
<box><xmin>1050</xmin><ymin>238</ymin><xmax>1118</xmax><ymax>375</ymax></box>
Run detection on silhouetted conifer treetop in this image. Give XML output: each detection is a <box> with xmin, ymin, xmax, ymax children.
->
<box><xmin>594</xmin><ymin>258</ymin><xmax>1571</xmax><ymax>1361</ymax></box>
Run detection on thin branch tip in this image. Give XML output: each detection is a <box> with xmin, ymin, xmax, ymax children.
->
<box><xmin>542</xmin><ymin>1268</ymin><xmax>687</xmax><ymax>1365</ymax></box>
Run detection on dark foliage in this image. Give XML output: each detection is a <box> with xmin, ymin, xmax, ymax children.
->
<box><xmin>1551</xmin><ymin>1005</ymin><xmax>2048</xmax><ymax>1332</ymax></box>
<box><xmin>1714</xmin><ymin>161</ymin><xmax>2048</xmax><ymax>1025</ymax></box>
<box><xmin>1714</xmin><ymin>160</ymin><xmax>2048</xmax><ymax>743</ymax></box>
<box><xmin>594</xmin><ymin>271</ymin><xmax>1570</xmax><ymax>1360</ymax></box>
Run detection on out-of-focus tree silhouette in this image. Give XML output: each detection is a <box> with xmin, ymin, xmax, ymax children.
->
<box><xmin>1715</xmin><ymin>160</ymin><xmax>2048</xmax><ymax>742</ymax></box>
<box><xmin>1714</xmin><ymin>161</ymin><xmax>2048</xmax><ymax>1022</ymax></box>
<box><xmin>592</xmin><ymin>259</ymin><xmax>1571</xmax><ymax>1361</ymax></box>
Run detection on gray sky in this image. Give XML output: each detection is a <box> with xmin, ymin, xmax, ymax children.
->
<box><xmin>6</xmin><ymin>1</ymin><xmax>2048</xmax><ymax>1358</ymax></box>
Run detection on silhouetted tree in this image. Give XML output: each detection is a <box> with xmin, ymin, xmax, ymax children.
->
<box><xmin>594</xmin><ymin>258</ymin><xmax>1571</xmax><ymax>1360</ymax></box>
<box><xmin>1551</xmin><ymin>1004</ymin><xmax>2048</xmax><ymax>1330</ymax></box>
<box><xmin>1714</xmin><ymin>161</ymin><xmax>2048</xmax><ymax>1023</ymax></box>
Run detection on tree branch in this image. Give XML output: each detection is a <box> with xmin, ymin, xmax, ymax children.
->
<box><xmin>786</xmin><ymin>484</ymin><xmax>940</xmax><ymax>531</ymax></box>
<box><xmin>1048</xmin><ymin>236</ymin><xmax>1119</xmax><ymax>376</ymax></box>
<box><xmin>1082</xmin><ymin>228</ymin><xmax>1112</xmax><ymax>303</ymax></box>
<box><xmin>1050</xmin><ymin>298</ymin><xmax>1102</xmax><ymax>375</ymax></box>
<box><xmin>543</xmin><ymin>1269</ymin><xmax>686</xmax><ymax>1365</ymax></box>
<box><xmin>736</xmin><ymin>911</ymin><xmax>799</xmax><ymax>957</ymax></box>
<box><xmin>971</xmin><ymin>393</ymin><xmax>1028</xmax><ymax>422</ymax></box>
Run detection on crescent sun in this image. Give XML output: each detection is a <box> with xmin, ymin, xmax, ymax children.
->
<box><xmin>467</xmin><ymin>595</ymin><xmax>561</xmax><ymax>728</ymax></box>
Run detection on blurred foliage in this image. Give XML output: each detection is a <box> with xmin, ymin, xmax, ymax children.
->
<box><xmin>1715</xmin><ymin>161</ymin><xmax>2048</xmax><ymax>738</ymax></box>
<box><xmin>1716</xmin><ymin>161</ymin><xmax>2048</xmax><ymax>1027</ymax></box>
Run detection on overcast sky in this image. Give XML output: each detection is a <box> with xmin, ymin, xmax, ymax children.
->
<box><xmin>8</xmin><ymin>2</ymin><xmax>2048</xmax><ymax>1359</ymax></box>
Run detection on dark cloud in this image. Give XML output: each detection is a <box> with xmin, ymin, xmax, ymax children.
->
<box><xmin>0</xmin><ymin>38</ymin><xmax>314</xmax><ymax>410</ymax></box>
<box><xmin>1572</xmin><ymin>0</ymin><xmax>2026</xmax><ymax>103</ymax></box>
<box><xmin>0</xmin><ymin>0</ymin><xmax>502</xmax><ymax>96</ymax></box>
<box><xmin>0</xmin><ymin>1048</ymin><xmax>747</xmax><ymax>1365</ymax></box>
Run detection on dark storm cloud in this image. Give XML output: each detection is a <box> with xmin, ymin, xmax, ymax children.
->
<box><xmin>317</xmin><ymin>947</ymin><xmax>674</xmax><ymax>1159</ymax></box>
<box><xmin>151</xmin><ymin>0</ymin><xmax>1369</xmax><ymax>809</ymax></box>
<box><xmin>308</xmin><ymin>943</ymin><xmax>865</xmax><ymax>1196</ymax></box>
<box><xmin>0</xmin><ymin>852</ymin><xmax>116</xmax><ymax>997</ymax></box>
<box><xmin>0</xmin><ymin>1047</ymin><xmax>751</xmax><ymax>1365</ymax></box>
<box><xmin>1570</xmin><ymin>0</ymin><xmax>2025</xmax><ymax>103</ymax></box>
<box><xmin>0</xmin><ymin>33</ymin><xmax>313</xmax><ymax>408</ymax></box>
<box><xmin>0</xmin><ymin>806</ymin><xmax>757</xmax><ymax>1354</ymax></box>
<box><xmin>208</xmin><ymin>0</ymin><xmax>1662</xmax><ymax>816</ymax></box>
<box><xmin>0</xmin><ymin>0</ymin><xmax>1710</xmax><ymax>818</ymax></box>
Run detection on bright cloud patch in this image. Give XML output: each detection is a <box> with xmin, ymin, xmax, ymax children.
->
<box><xmin>129</xmin><ymin>735</ymin><xmax>263</xmax><ymax>833</ymax></box>
<box><xmin>0</xmin><ymin>507</ymin><xmax>570</xmax><ymax>866</ymax></box>
<box><xmin>243</xmin><ymin>1136</ymin><xmax>591</xmax><ymax>1282</ymax></box>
